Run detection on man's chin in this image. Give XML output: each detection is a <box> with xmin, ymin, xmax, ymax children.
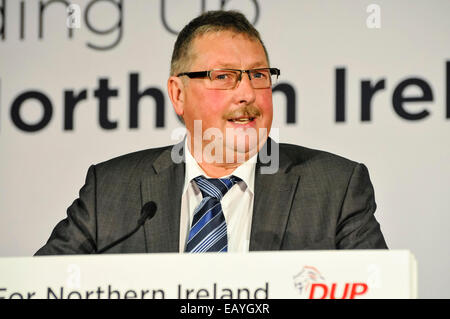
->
<box><xmin>224</xmin><ymin>141</ymin><xmax>260</xmax><ymax>164</ymax></box>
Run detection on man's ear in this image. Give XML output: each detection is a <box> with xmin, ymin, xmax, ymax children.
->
<box><xmin>167</xmin><ymin>76</ymin><xmax>186</xmax><ymax>117</ymax></box>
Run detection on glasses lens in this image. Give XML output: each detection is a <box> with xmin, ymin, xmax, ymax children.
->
<box><xmin>250</xmin><ymin>69</ymin><xmax>275</xmax><ymax>88</ymax></box>
<box><xmin>209</xmin><ymin>70</ymin><xmax>239</xmax><ymax>89</ymax></box>
<box><xmin>207</xmin><ymin>68</ymin><xmax>279</xmax><ymax>89</ymax></box>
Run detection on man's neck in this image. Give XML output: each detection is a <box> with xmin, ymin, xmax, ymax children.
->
<box><xmin>196</xmin><ymin>161</ymin><xmax>241</xmax><ymax>178</ymax></box>
<box><xmin>186</xmin><ymin>139</ymin><xmax>256</xmax><ymax>178</ymax></box>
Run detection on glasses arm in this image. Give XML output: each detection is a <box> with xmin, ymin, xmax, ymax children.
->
<box><xmin>178</xmin><ymin>68</ymin><xmax>280</xmax><ymax>78</ymax></box>
<box><xmin>177</xmin><ymin>71</ymin><xmax>209</xmax><ymax>78</ymax></box>
<box><xmin>269</xmin><ymin>68</ymin><xmax>280</xmax><ymax>76</ymax></box>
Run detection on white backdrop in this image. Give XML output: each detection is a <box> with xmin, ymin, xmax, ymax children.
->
<box><xmin>0</xmin><ymin>0</ymin><xmax>449</xmax><ymax>298</ymax></box>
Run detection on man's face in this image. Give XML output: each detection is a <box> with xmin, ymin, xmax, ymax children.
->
<box><xmin>175</xmin><ymin>31</ymin><xmax>273</xmax><ymax>163</ymax></box>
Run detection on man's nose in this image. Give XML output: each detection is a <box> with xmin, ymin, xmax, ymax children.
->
<box><xmin>235</xmin><ymin>71</ymin><xmax>256</xmax><ymax>104</ymax></box>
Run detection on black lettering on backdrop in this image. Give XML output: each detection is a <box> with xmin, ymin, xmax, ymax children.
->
<box><xmin>39</xmin><ymin>0</ymin><xmax>73</xmax><ymax>39</ymax></box>
<box><xmin>0</xmin><ymin>0</ymin><xmax>5</xmax><ymax>40</ymax></box>
<box><xmin>64</xmin><ymin>89</ymin><xmax>88</xmax><ymax>130</ymax></box>
<box><xmin>85</xmin><ymin>0</ymin><xmax>123</xmax><ymax>50</ymax></box>
<box><xmin>94</xmin><ymin>78</ymin><xmax>119</xmax><ymax>129</ymax></box>
<box><xmin>0</xmin><ymin>81</ymin><xmax>1</xmax><ymax>130</ymax></box>
<box><xmin>361</xmin><ymin>79</ymin><xmax>385</xmax><ymax>121</ymax></box>
<box><xmin>129</xmin><ymin>73</ymin><xmax>165</xmax><ymax>129</ymax></box>
<box><xmin>335</xmin><ymin>68</ymin><xmax>346</xmax><ymax>122</ymax></box>
<box><xmin>4</xmin><ymin>74</ymin><xmax>296</xmax><ymax>132</ymax></box>
<box><xmin>334</xmin><ymin>63</ymin><xmax>450</xmax><ymax>122</ymax></box>
<box><xmin>20</xmin><ymin>1</ymin><xmax>24</xmax><ymax>39</ymax></box>
<box><xmin>392</xmin><ymin>78</ymin><xmax>433</xmax><ymax>120</ymax></box>
<box><xmin>273</xmin><ymin>83</ymin><xmax>296</xmax><ymax>124</ymax></box>
<box><xmin>11</xmin><ymin>91</ymin><xmax>53</xmax><ymax>132</ymax></box>
<box><xmin>447</xmin><ymin>61</ymin><xmax>450</xmax><ymax>119</ymax></box>
<box><xmin>47</xmin><ymin>287</ymin><xmax>60</xmax><ymax>299</ymax></box>
<box><xmin>160</xmin><ymin>0</ymin><xmax>260</xmax><ymax>35</ymax></box>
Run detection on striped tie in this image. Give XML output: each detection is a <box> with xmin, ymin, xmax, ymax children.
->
<box><xmin>185</xmin><ymin>175</ymin><xmax>241</xmax><ymax>253</ymax></box>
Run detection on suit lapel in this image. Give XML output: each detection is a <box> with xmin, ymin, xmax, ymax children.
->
<box><xmin>139</xmin><ymin>138</ymin><xmax>300</xmax><ymax>252</ymax></box>
<box><xmin>140</xmin><ymin>142</ymin><xmax>185</xmax><ymax>253</ymax></box>
<box><xmin>250</xmin><ymin>139</ymin><xmax>300</xmax><ymax>251</ymax></box>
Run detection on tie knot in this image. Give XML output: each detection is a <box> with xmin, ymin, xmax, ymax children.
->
<box><xmin>193</xmin><ymin>175</ymin><xmax>242</xmax><ymax>200</ymax></box>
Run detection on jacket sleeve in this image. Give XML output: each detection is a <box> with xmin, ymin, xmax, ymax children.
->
<box><xmin>34</xmin><ymin>165</ymin><xmax>98</xmax><ymax>255</ymax></box>
<box><xmin>335</xmin><ymin>163</ymin><xmax>388</xmax><ymax>249</ymax></box>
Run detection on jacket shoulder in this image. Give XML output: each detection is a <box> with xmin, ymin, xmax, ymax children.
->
<box><xmin>279</xmin><ymin>143</ymin><xmax>359</xmax><ymax>176</ymax></box>
<box><xmin>94</xmin><ymin>145</ymin><xmax>172</xmax><ymax>177</ymax></box>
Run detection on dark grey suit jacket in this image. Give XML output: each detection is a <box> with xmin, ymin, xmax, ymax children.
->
<box><xmin>35</xmin><ymin>139</ymin><xmax>387</xmax><ymax>255</ymax></box>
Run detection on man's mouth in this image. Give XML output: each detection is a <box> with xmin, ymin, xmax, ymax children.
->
<box><xmin>227</xmin><ymin>117</ymin><xmax>256</xmax><ymax>124</ymax></box>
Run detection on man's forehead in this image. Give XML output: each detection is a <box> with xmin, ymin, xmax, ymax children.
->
<box><xmin>192</xmin><ymin>30</ymin><xmax>260</xmax><ymax>47</ymax></box>
<box><xmin>210</xmin><ymin>61</ymin><xmax>269</xmax><ymax>69</ymax></box>
<box><xmin>189</xmin><ymin>30</ymin><xmax>268</xmax><ymax>67</ymax></box>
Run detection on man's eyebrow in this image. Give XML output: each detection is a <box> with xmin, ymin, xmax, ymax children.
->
<box><xmin>247</xmin><ymin>61</ymin><xmax>269</xmax><ymax>69</ymax></box>
<box><xmin>212</xmin><ymin>61</ymin><xmax>269</xmax><ymax>69</ymax></box>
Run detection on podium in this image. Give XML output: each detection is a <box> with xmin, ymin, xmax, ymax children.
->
<box><xmin>0</xmin><ymin>250</ymin><xmax>417</xmax><ymax>299</ymax></box>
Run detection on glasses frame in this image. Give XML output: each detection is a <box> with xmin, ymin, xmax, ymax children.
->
<box><xmin>177</xmin><ymin>67</ymin><xmax>281</xmax><ymax>89</ymax></box>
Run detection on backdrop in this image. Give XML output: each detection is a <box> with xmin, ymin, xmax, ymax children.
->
<box><xmin>0</xmin><ymin>0</ymin><xmax>449</xmax><ymax>298</ymax></box>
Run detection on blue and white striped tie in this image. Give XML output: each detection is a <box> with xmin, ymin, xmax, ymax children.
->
<box><xmin>185</xmin><ymin>175</ymin><xmax>241</xmax><ymax>253</ymax></box>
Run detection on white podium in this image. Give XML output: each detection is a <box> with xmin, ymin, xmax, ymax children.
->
<box><xmin>0</xmin><ymin>250</ymin><xmax>417</xmax><ymax>299</ymax></box>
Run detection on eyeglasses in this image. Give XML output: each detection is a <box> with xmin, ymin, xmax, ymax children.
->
<box><xmin>177</xmin><ymin>68</ymin><xmax>280</xmax><ymax>90</ymax></box>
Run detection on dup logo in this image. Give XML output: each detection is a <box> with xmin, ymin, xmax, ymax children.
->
<box><xmin>293</xmin><ymin>266</ymin><xmax>369</xmax><ymax>299</ymax></box>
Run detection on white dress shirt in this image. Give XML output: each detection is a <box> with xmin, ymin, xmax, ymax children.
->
<box><xmin>179</xmin><ymin>139</ymin><xmax>256</xmax><ymax>253</ymax></box>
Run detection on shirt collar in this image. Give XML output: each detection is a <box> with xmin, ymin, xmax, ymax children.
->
<box><xmin>182</xmin><ymin>138</ymin><xmax>256</xmax><ymax>195</ymax></box>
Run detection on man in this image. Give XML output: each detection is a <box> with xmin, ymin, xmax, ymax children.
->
<box><xmin>35</xmin><ymin>11</ymin><xmax>387</xmax><ymax>255</ymax></box>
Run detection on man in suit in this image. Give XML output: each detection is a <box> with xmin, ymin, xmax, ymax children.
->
<box><xmin>35</xmin><ymin>11</ymin><xmax>387</xmax><ymax>255</ymax></box>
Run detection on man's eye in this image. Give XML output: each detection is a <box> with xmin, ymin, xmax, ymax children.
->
<box><xmin>252</xmin><ymin>72</ymin><xmax>267</xmax><ymax>79</ymax></box>
<box><xmin>213</xmin><ymin>72</ymin><xmax>233</xmax><ymax>80</ymax></box>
